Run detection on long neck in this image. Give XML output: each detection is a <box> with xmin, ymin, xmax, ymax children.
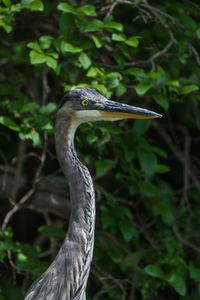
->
<box><xmin>55</xmin><ymin>112</ymin><xmax>95</xmax><ymax>298</ymax></box>
<box><xmin>55</xmin><ymin>113</ymin><xmax>95</xmax><ymax>228</ymax></box>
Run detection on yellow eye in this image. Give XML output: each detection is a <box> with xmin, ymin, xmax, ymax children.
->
<box><xmin>81</xmin><ymin>99</ymin><xmax>89</xmax><ymax>106</ymax></box>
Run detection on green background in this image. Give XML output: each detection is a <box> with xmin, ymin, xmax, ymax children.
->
<box><xmin>1</xmin><ymin>0</ymin><xmax>200</xmax><ymax>299</ymax></box>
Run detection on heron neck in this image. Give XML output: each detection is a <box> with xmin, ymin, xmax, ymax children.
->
<box><xmin>55</xmin><ymin>113</ymin><xmax>96</xmax><ymax>237</ymax></box>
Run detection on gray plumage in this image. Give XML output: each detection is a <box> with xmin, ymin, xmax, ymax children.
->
<box><xmin>24</xmin><ymin>88</ymin><xmax>161</xmax><ymax>300</ymax></box>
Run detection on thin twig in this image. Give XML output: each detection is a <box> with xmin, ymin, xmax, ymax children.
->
<box><xmin>173</xmin><ymin>226</ymin><xmax>200</xmax><ymax>253</ymax></box>
<box><xmin>185</xmin><ymin>42</ymin><xmax>200</xmax><ymax>65</ymax></box>
<box><xmin>126</xmin><ymin>40</ymin><xmax>173</xmax><ymax>70</ymax></box>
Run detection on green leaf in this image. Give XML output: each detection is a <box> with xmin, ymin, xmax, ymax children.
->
<box><xmin>148</xmin><ymin>71</ymin><xmax>161</xmax><ymax>80</ymax></box>
<box><xmin>196</xmin><ymin>28</ymin><xmax>200</xmax><ymax>39</ymax></box>
<box><xmin>86</xmin><ymin>134</ymin><xmax>98</xmax><ymax>144</ymax></box>
<box><xmin>86</xmin><ymin>67</ymin><xmax>104</xmax><ymax>78</ymax></box>
<box><xmin>0</xmin><ymin>116</ymin><xmax>20</xmax><ymax>131</ymax></box>
<box><xmin>17</xmin><ymin>252</ymin><xmax>27</xmax><ymax>262</ymax></box>
<box><xmin>5</xmin><ymin>99</ymin><xmax>38</xmax><ymax>115</ymax></box>
<box><xmin>119</xmin><ymin>221</ymin><xmax>138</xmax><ymax>242</ymax></box>
<box><xmin>133</xmin><ymin>119</ymin><xmax>150</xmax><ymax>136</ymax></box>
<box><xmin>152</xmin><ymin>202</ymin><xmax>174</xmax><ymax>226</ymax></box>
<box><xmin>39</xmin><ymin>35</ymin><xmax>53</xmax><ymax>49</ymax></box>
<box><xmin>63</xmin><ymin>42</ymin><xmax>82</xmax><ymax>53</ymax></box>
<box><xmin>77</xmin><ymin>5</ymin><xmax>97</xmax><ymax>16</ymax></box>
<box><xmin>125</xmin><ymin>36</ymin><xmax>141</xmax><ymax>47</ymax></box>
<box><xmin>27</xmin><ymin>42</ymin><xmax>42</xmax><ymax>53</ymax></box>
<box><xmin>107</xmin><ymin>249</ymin><xmax>123</xmax><ymax>264</ymax></box>
<box><xmin>78</xmin><ymin>52</ymin><xmax>92</xmax><ymax>69</ymax></box>
<box><xmin>155</xmin><ymin>164</ymin><xmax>170</xmax><ymax>173</ymax></box>
<box><xmin>152</xmin><ymin>92</ymin><xmax>169</xmax><ymax>110</ymax></box>
<box><xmin>57</xmin><ymin>2</ymin><xmax>76</xmax><ymax>14</ymax></box>
<box><xmin>112</xmin><ymin>53</ymin><xmax>125</xmax><ymax>69</ymax></box>
<box><xmin>104</xmin><ymin>72</ymin><xmax>122</xmax><ymax>89</ymax></box>
<box><xmin>189</xmin><ymin>262</ymin><xmax>200</xmax><ymax>282</ymax></box>
<box><xmin>0</xmin><ymin>20</ymin><xmax>12</xmax><ymax>33</ymax></box>
<box><xmin>116</xmin><ymin>83</ymin><xmax>127</xmax><ymax>97</ymax></box>
<box><xmin>4</xmin><ymin>227</ymin><xmax>13</xmax><ymax>238</ymax></box>
<box><xmin>122</xmin><ymin>250</ymin><xmax>146</xmax><ymax>271</ymax></box>
<box><xmin>166</xmin><ymin>274</ymin><xmax>186</xmax><ymax>296</ymax></box>
<box><xmin>156</xmin><ymin>75</ymin><xmax>169</xmax><ymax>86</ymax></box>
<box><xmin>145</xmin><ymin>264</ymin><xmax>164</xmax><ymax>278</ymax></box>
<box><xmin>2</xmin><ymin>0</ymin><xmax>11</xmax><ymax>6</ymax></box>
<box><xmin>94</xmin><ymin>85</ymin><xmax>109</xmax><ymax>97</ymax></box>
<box><xmin>95</xmin><ymin>159</ymin><xmax>115</xmax><ymax>177</ymax></box>
<box><xmin>38</xmin><ymin>225</ymin><xmax>65</xmax><ymax>238</ymax></box>
<box><xmin>151</xmin><ymin>146</ymin><xmax>167</xmax><ymax>158</ymax></box>
<box><xmin>135</xmin><ymin>84</ymin><xmax>151</xmax><ymax>96</ymax></box>
<box><xmin>140</xmin><ymin>183</ymin><xmax>160</xmax><ymax>198</ymax></box>
<box><xmin>11</xmin><ymin>3</ymin><xmax>21</xmax><ymax>12</ymax></box>
<box><xmin>112</xmin><ymin>33</ymin><xmax>126</xmax><ymax>42</ymax></box>
<box><xmin>169</xmin><ymin>80</ymin><xmax>180</xmax><ymax>87</ymax></box>
<box><xmin>19</xmin><ymin>130</ymin><xmax>40</xmax><ymax>147</ymax></box>
<box><xmin>125</xmin><ymin>67</ymin><xmax>146</xmax><ymax>80</ymax></box>
<box><xmin>29</xmin><ymin>131</ymin><xmax>40</xmax><ymax>147</ymax></box>
<box><xmin>47</xmin><ymin>52</ymin><xmax>58</xmax><ymax>59</ymax></box>
<box><xmin>59</xmin><ymin>13</ymin><xmax>75</xmax><ymax>35</ymax></box>
<box><xmin>162</xmin><ymin>210</ymin><xmax>174</xmax><ymax>227</ymax></box>
<box><xmin>86</xmin><ymin>67</ymin><xmax>97</xmax><ymax>77</ymax></box>
<box><xmin>82</xmin><ymin>19</ymin><xmax>103</xmax><ymax>32</ymax></box>
<box><xmin>180</xmin><ymin>15</ymin><xmax>197</xmax><ymax>31</ymax></box>
<box><xmin>22</xmin><ymin>0</ymin><xmax>43</xmax><ymax>11</ymax></box>
<box><xmin>92</xmin><ymin>35</ymin><xmax>104</xmax><ymax>48</ymax></box>
<box><xmin>101</xmin><ymin>211</ymin><xmax>115</xmax><ymax>229</ymax></box>
<box><xmin>180</xmin><ymin>84</ymin><xmax>199</xmax><ymax>95</ymax></box>
<box><xmin>104</xmin><ymin>22</ymin><xmax>123</xmax><ymax>32</ymax></box>
<box><xmin>0</xmin><ymin>250</ymin><xmax>6</xmax><ymax>259</ymax></box>
<box><xmin>29</xmin><ymin>50</ymin><xmax>46</xmax><ymax>64</ymax></box>
<box><xmin>45</xmin><ymin>56</ymin><xmax>57</xmax><ymax>71</ymax></box>
<box><xmin>39</xmin><ymin>103</ymin><xmax>57</xmax><ymax>114</ymax></box>
<box><xmin>137</xmin><ymin>150</ymin><xmax>157</xmax><ymax>177</ymax></box>
<box><xmin>34</xmin><ymin>115</ymin><xmax>53</xmax><ymax>130</ymax></box>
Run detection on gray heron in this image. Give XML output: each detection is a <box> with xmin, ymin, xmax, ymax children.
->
<box><xmin>24</xmin><ymin>87</ymin><xmax>161</xmax><ymax>300</ymax></box>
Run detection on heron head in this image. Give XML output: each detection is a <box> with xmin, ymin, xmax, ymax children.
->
<box><xmin>58</xmin><ymin>87</ymin><xmax>162</xmax><ymax>123</ymax></box>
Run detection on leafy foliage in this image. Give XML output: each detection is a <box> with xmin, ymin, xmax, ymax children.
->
<box><xmin>1</xmin><ymin>0</ymin><xmax>200</xmax><ymax>299</ymax></box>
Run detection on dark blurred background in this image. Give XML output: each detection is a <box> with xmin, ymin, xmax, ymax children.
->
<box><xmin>1</xmin><ymin>0</ymin><xmax>200</xmax><ymax>299</ymax></box>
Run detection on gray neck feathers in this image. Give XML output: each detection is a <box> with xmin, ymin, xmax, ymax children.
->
<box><xmin>55</xmin><ymin>111</ymin><xmax>95</xmax><ymax>298</ymax></box>
<box><xmin>55</xmin><ymin>113</ymin><xmax>95</xmax><ymax>228</ymax></box>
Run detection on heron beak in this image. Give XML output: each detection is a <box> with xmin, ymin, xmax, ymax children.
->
<box><xmin>94</xmin><ymin>99</ymin><xmax>162</xmax><ymax>120</ymax></box>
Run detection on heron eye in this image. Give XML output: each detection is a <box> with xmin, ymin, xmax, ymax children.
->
<box><xmin>81</xmin><ymin>99</ymin><xmax>89</xmax><ymax>107</ymax></box>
